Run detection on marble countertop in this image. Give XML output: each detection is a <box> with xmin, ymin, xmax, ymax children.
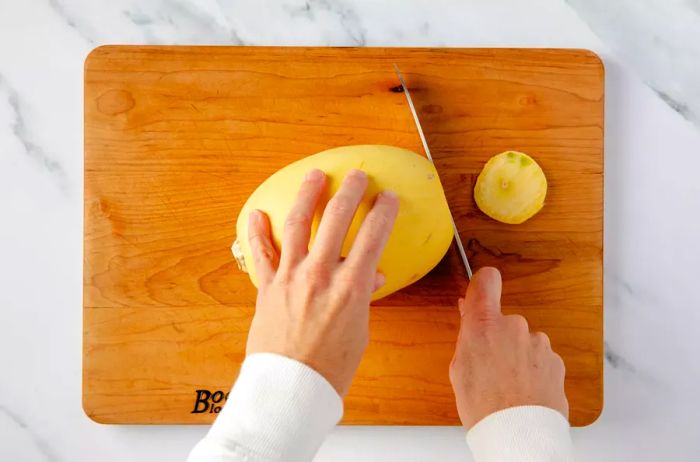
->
<box><xmin>2</xmin><ymin>0</ymin><xmax>699</xmax><ymax>460</ymax></box>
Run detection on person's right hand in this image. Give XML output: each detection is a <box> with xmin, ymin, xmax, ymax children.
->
<box><xmin>449</xmin><ymin>267</ymin><xmax>569</xmax><ymax>430</ymax></box>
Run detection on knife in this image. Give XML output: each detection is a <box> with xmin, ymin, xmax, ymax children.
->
<box><xmin>393</xmin><ymin>65</ymin><xmax>473</xmax><ymax>280</ymax></box>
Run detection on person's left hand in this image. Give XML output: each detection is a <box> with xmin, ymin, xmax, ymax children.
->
<box><xmin>245</xmin><ymin>168</ymin><xmax>399</xmax><ymax>396</ymax></box>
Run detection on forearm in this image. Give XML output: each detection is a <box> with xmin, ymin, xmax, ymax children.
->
<box><xmin>467</xmin><ymin>406</ymin><xmax>574</xmax><ymax>462</ymax></box>
<box><xmin>187</xmin><ymin>357</ymin><xmax>573</xmax><ymax>462</ymax></box>
<box><xmin>187</xmin><ymin>353</ymin><xmax>342</xmax><ymax>462</ymax></box>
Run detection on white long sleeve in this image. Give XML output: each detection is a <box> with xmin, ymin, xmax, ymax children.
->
<box><xmin>467</xmin><ymin>406</ymin><xmax>574</xmax><ymax>462</ymax></box>
<box><xmin>188</xmin><ymin>353</ymin><xmax>574</xmax><ymax>462</ymax></box>
<box><xmin>187</xmin><ymin>353</ymin><xmax>342</xmax><ymax>462</ymax></box>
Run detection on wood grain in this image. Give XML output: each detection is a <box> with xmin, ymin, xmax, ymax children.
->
<box><xmin>83</xmin><ymin>46</ymin><xmax>604</xmax><ymax>425</ymax></box>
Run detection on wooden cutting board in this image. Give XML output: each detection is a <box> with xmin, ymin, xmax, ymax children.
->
<box><xmin>83</xmin><ymin>46</ymin><xmax>603</xmax><ymax>426</ymax></box>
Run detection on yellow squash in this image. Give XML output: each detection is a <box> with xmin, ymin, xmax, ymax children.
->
<box><xmin>233</xmin><ymin>145</ymin><xmax>454</xmax><ymax>300</ymax></box>
<box><xmin>474</xmin><ymin>150</ymin><xmax>548</xmax><ymax>225</ymax></box>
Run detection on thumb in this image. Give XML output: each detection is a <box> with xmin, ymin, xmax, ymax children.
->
<box><xmin>462</xmin><ymin>267</ymin><xmax>503</xmax><ymax>324</ymax></box>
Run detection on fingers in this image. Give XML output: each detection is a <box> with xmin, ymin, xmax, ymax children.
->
<box><xmin>372</xmin><ymin>272</ymin><xmax>386</xmax><ymax>292</ymax></box>
<box><xmin>311</xmin><ymin>169</ymin><xmax>369</xmax><ymax>265</ymax></box>
<box><xmin>503</xmin><ymin>313</ymin><xmax>529</xmax><ymax>333</ymax></box>
<box><xmin>461</xmin><ymin>267</ymin><xmax>503</xmax><ymax>325</ymax></box>
<box><xmin>531</xmin><ymin>331</ymin><xmax>551</xmax><ymax>350</ymax></box>
<box><xmin>279</xmin><ymin>169</ymin><xmax>326</xmax><ymax>270</ymax></box>
<box><xmin>344</xmin><ymin>190</ymin><xmax>399</xmax><ymax>278</ymax></box>
<box><xmin>248</xmin><ymin>210</ymin><xmax>279</xmax><ymax>286</ymax></box>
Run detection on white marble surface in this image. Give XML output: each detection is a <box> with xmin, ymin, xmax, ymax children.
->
<box><xmin>1</xmin><ymin>0</ymin><xmax>700</xmax><ymax>460</ymax></box>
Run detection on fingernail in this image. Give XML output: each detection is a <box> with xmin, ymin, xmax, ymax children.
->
<box><xmin>381</xmin><ymin>190</ymin><xmax>398</xmax><ymax>200</ymax></box>
<box><xmin>249</xmin><ymin>209</ymin><xmax>261</xmax><ymax>222</ymax></box>
<box><xmin>348</xmin><ymin>169</ymin><xmax>367</xmax><ymax>180</ymax></box>
<box><xmin>305</xmin><ymin>169</ymin><xmax>324</xmax><ymax>181</ymax></box>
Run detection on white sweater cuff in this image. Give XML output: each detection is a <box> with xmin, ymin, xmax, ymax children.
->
<box><xmin>190</xmin><ymin>353</ymin><xmax>343</xmax><ymax>462</ymax></box>
<box><xmin>466</xmin><ymin>406</ymin><xmax>574</xmax><ymax>462</ymax></box>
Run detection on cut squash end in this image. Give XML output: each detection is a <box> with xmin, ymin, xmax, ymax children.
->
<box><xmin>474</xmin><ymin>151</ymin><xmax>547</xmax><ymax>225</ymax></box>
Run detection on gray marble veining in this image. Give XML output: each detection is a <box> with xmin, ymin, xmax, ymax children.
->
<box><xmin>0</xmin><ymin>75</ymin><xmax>68</xmax><ymax>191</ymax></box>
<box><xmin>0</xmin><ymin>405</ymin><xmax>60</xmax><ymax>462</ymax></box>
<box><xmin>567</xmin><ymin>0</ymin><xmax>700</xmax><ymax>126</ymax></box>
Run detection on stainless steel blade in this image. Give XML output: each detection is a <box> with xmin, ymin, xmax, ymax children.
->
<box><xmin>394</xmin><ymin>64</ymin><xmax>473</xmax><ymax>280</ymax></box>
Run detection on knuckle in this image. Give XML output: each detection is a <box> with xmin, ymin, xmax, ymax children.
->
<box><xmin>449</xmin><ymin>353</ymin><xmax>460</xmax><ymax>370</ymax></box>
<box><xmin>284</xmin><ymin>211</ymin><xmax>311</xmax><ymax>229</ymax></box>
<box><xmin>449</xmin><ymin>346</ymin><xmax>466</xmax><ymax>369</ymax></box>
<box><xmin>506</xmin><ymin>314</ymin><xmax>530</xmax><ymax>333</ymax></box>
<box><xmin>253</xmin><ymin>244</ymin><xmax>275</xmax><ymax>264</ymax></box>
<box><xmin>326</xmin><ymin>196</ymin><xmax>354</xmax><ymax>217</ymax></box>
<box><xmin>352</xmin><ymin>241</ymin><xmax>381</xmax><ymax>264</ymax></box>
<box><xmin>449</xmin><ymin>353</ymin><xmax>467</xmax><ymax>383</ymax></box>
<box><xmin>533</xmin><ymin>331</ymin><xmax>551</xmax><ymax>347</ymax></box>
<box><xmin>552</xmin><ymin>352</ymin><xmax>566</xmax><ymax>371</ymax></box>
<box><xmin>448</xmin><ymin>366</ymin><xmax>457</xmax><ymax>384</ymax></box>
<box><xmin>332</xmin><ymin>270</ymin><xmax>361</xmax><ymax>297</ymax></box>
<box><xmin>448</xmin><ymin>357</ymin><xmax>459</xmax><ymax>379</ymax></box>
<box><xmin>366</xmin><ymin>211</ymin><xmax>391</xmax><ymax>229</ymax></box>
<box><xmin>471</xmin><ymin>309</ymin><xmax>498</xmax><ymax>325</ymax></box>
<box><xmin>335</xmin><ymin>268</ymin><xmax>356</xmax><ymax>285</ymax></box>
<box><xmin>249</xmin><ymin>235</ymin><xmax>274</xmax><ymax>261</ymax></box>
<box><xmin>303</xmin><ymin>262</ymin><xmax>331</xmax><ymax>287</ymax></box>
<box><xmin>248</xmin><ymin>232</ymin><xmax>265</xmax><ymax>247</ymax></box>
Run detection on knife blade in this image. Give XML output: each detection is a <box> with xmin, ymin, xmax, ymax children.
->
<box><xmin>393</xmin><ymin>64</ymin><xmax>473</xmax><ymax>280</ymax></box>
